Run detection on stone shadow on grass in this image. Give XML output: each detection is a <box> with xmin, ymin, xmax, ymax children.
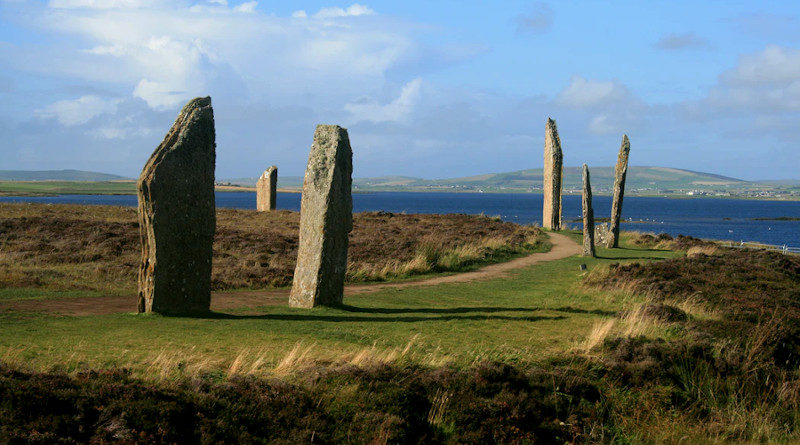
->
<box><xmin>170</xmin><ymin>311</ymin><xmax>568</xmax><ymax>323</ymax></box>
<box><xmin>339</xmin><ymin>305</ymin><xmax>617</xmax><ymax>317</ymax></box>
<box><xmin>550</xmin><ymin>306</ymin><xmax>617</xmax><ymax>316</ymax></box>
<box><xmin>596</xmin><ymin>255</ymin><xmax>664</xmax><ymax>260</ymax></box>
<box><xmin>339</xmin><ymin>305</ymin><xmax>540</xmax><ymax>314</ymax></box>
<box><xmin>166</xmin><ymin>303</ymin><xmax>616</xmax><ymax>321</ymax></box>
<box><xmin>615</xmin><ymin>246</ymin><xmax>672</xmax><ymax>253</ymax></box>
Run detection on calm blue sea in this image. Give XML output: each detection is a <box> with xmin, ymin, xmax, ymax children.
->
<box><xmin>2</xmin><ymin>192</ymin><xmax>799</xmax><ymax>247</ymax></box>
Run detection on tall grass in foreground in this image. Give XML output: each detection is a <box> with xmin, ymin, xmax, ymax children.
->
<box><xmin>1</xmin><ymin>335</ymin><xmax>451</xmax><ymax>382</ymax></box>
<box><xmin>578</xmin><ymin>246</ymin><xmax>800</xmax><ymax>442</ymax></box>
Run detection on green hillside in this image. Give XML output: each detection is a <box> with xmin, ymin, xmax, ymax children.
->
<box><xmin>0</xmin><ymin>170</ymin><xmax>129</xmax><ymax>181</ymax></box>
<box><xmin>434</xmin><ymin>166</ymin><xmax>744</xmax><ymax>191</ymax></box>
<box><xmin>0</xmin><ymin>180</ymin><xmax>136</xmax><ymax>196</ymax></box>
<box><xmin>346</xmin><ymin>166</ymin><xmax>748</xmax><ymax>194</ymax></box>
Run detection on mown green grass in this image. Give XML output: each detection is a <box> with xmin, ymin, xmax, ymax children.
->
<box><xmin>0</xmin><ymin>288</ymin><xmax>114</xmax><ymax>302</ymax></box>
<box><xmin>0</xmin><ymin>233</ymin><xmax>680</xmax><ymax>374</ymax></box>
<box><xmin>0</xmin><ymin>180</ymin><xmax>136</xmax><ymax>196</ymax></box>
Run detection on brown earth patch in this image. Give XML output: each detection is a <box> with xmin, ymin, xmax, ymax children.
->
<box><xmin>0</xmin><ymin>203</ymin><xmax>545</xmax><ymax>295</ymax></box>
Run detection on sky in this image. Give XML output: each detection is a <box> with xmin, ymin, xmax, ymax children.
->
<box><xmin>1</xmin><ymin>1</ymin><xmax>799</xmax><ymax>180</ymax></box>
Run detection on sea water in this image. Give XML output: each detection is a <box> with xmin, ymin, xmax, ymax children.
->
<box><xmin>2</xmin><ymin>192</ymin><xmax>799</xmax><ymax>247</ymax></box>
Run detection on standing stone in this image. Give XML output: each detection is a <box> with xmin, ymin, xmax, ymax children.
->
<box><xmin>607</xmin><ymin>135</ymin><xmax>630</xmax><ymax>248</ymax></box>
<box><xmin>542</xmin><ymin>118</ymin><xmax>563</xmax><ymax>230</ymax></box>
<box><xmin>256</xmin><ymin>165</ymin><xmax>278</xmax><ymax>211</ymax></box>
<box><xmin>137</xmin><ymin>97</ymin><xmax>216</xmax><ymax>314</ymax></box>
<box><xmin>582</xmin><ymin>164</ymin><xmax>596</xmax><ymax>257</ymax></box>
<box><xmin>595</xmin><ymin>223</ymin><xmax>611</xmax><ymax>247</ymax></box>
<box><xmin>289</xmin><ymin>125</ymin><xmax>353</xmax><ymax>308</ymax></box>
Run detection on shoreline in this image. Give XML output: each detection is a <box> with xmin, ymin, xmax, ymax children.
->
<box><xmin>1</xmin><ymin>188</ymin><xmax>798</xmax><ymax>202</ymax></box>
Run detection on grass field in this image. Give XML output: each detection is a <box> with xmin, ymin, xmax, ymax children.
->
<box><xmin>0</xmin><ymin>233</ymin><xmax>676</xmax><ymax>374</ymax></box>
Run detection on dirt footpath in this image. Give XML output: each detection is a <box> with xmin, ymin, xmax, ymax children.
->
<box><xmin>1</xmin><ymin>232</ymin><xmax>580</xmax><ymax>316</ymax></box>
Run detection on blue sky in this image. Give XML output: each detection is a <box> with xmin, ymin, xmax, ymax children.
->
<box><xmin>1</xmin><ymin>0</ymin><xmax>799</xmax><ymax>180</ymax></box>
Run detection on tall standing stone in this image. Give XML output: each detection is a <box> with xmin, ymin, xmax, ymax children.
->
<box><xmin>582</xmin><ymin>164</ymin><xmax>596</xmax><ymax>257</ymax></box>
<box><xmin>542</xmin><ymin>118</ymin><xmax>563</xmax><ymax>230</ymax></box>
<box><xmin>289</xmin><ymin>125</ymin><xmax>353</xmax><ymax>308</ymax></box>
<box><xmin>256</xmin><ymin>165</ymin><xmax>278</xmax><ymax>211</ymax></box>
<box><xmin>137</xmin><ymin>97</ymin><xmax>216</xmax><ymax>314</ymax></box>
<box><xmin>607</xmin><ymin>135</ymin><xmax>630</xmax><ymax>248</ymax></box>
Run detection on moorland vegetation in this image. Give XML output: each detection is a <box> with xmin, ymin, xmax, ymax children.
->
<box><xmin>1</xmin><ymin>206</ymin><xmax>800</xmax><ymax>441</ymax></box>
<box><xmin>0</xmin><ymin>203</ymin><xmax>546</xmax><ymax>297</ymax></box>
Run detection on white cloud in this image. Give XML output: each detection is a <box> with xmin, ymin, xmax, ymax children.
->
<box><xmin>35</xmin><ymin>95</ymin><xmax>119</xmax><ymax>126</ymax></box>
<box><xmin>552</xmin><ymin>76</ymin><xmax>647</xmax><ymax>135</ymax></box>
<box><xmin>233</xmin><ymin>1</ymin><xmax>256</xmax><ymax>13</ymax></box>
<box><xmin>18</xmin><ymin>2</ymin><xmax>411</xmax><ymax>110</ymax></box>
<box><xmin>85</xmin><ymin>44</ymin><xmax>126</xmax><ymax>56</ymax></box>
<box><xmin>133</xmin><ymin>79</ymin><xmax>186</xmax><ymax>110</ymax></box>
<box><xmin>291</xmin><ymin>10</ymin><xmax>307</xmax><ymax>18</ymax></box>
<box><xmin>694</xmin><ymin>46</ymin><xmax>800</xmax><ymax>114</ymax></box>
<box><xmin>555</xmin><ymin>76</ymin><xmax>629</xmax><ymax>108</ymax></box>
<box><xmin>345</xmin><ymin>78</ymin><xmax>422</xmax><ymax>123</ymax></box>
<box><xmin>48</xmin><ymin>0</ymin><xmax>160</xmax><ymax>9</ymax></box>
<box><xmin>314</xmin><ymin>4</ymin><xmax>375</xmax><ymax>19</ymax></box>
<box><xmin>724</xmin><ymin>45</ymin><xmax>800</xmax><ymax>85</ymax></box>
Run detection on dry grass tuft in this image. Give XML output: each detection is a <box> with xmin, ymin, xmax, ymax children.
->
<box><xmin>581</xmin><ymin>319</ymin><xmax>617</xmax><ymax>354</ymax></box>
<box><xmin>687</xmin><ymin>245</ymin><xmax>719</xmax><ymax>257</ymax></box>
<box><xmin>580</xmin><ymin>302</ymin><xmax>688</xmax><ymax>355</ymax></box>
<box><xmin>274</xmin><ymin>343</ymin><xmax>317</xmax><ymax>376</ymax></box>
<box><xmin>427</xmin><ymin>388</ymin><xmax>452</xmax><ymax>427</ymax></box>
<box><xmin>629</xmin><ymin>231</ymin><xmax>715</xmax><ymax>251</ymax></box>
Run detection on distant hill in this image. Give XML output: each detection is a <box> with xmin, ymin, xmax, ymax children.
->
<box><xmin>6</xmin><ymin>166</ymin><xmax>783</xmax><ymax>198</ymax></box>
<box><xmin>432</xmin><ymin>166</ymin><xmax>745</xmax><ymax>191</ymax></box>
<box><xmin>332</xmin><ymin>166</ymin><xmax>747</xmax><ymax>193</ymax></box>
<box><xmin>220</xmin><ymin>167</ymin><xmax>754</xmax><ymax>195</ymax></box>
<box><xmin>0</xmin><ymin>170</ymin><xmax>130</xmax><ymax>182</ymax></box>
<box><xmin>222</xmin><ymin>176</ymin><xmax>304</xmax><ymax>188</ymax></box>
<box><xmin>222</xmin><ymin>176</ymin><xmax>419</xmax><ymax>189</ymax></box>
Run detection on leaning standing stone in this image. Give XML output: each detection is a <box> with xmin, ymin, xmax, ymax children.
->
<box><xmin>542</xmin><ymin>118</ymin><xmax>563</xmax><ymax>230</ymax></box>
<box><xmin>137</xmin><ymin>97</ymin><xmax>216</xmax><ymax>314</ymax></box>
<box><xmin>256</xmin><ymin>165</ymin><xmax>278</xmax><ymax>211</ymax></box>
<box><xmin>582</xmin><ymin>164</ymin><xmax>596</xmax><ymax>257</ymax></box>
<box><xmin>607</xmin><ymin>135</ymin><xmax>630</xmax><ymax>248</ymax></box>
<box><xmin>289</xmin><ymin>125</ymin><xmax>353</xmax><ymax>308</ymax></box>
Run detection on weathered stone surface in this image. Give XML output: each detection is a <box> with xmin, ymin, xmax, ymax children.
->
<box><xmin>542</xmin><ymin>118</ymin><xmax>563</xmax><ymax>230</ymax></box>
<box><xmin>256</xmin><ymin>165</ymin><xmax>278</xmax><ymax>211</ymax></box>
<box><xmin>595</xmin><ymin>223</ymin><xmax>611</xmax><ymax>247</ymax></box>
<box><xmin>137</xmin><ymin>97</ymin><xmax>216</xmax><ymax>314</ymax></box>
<box><xmin>607</xmin><ymin>135</ymin><xmax>630</xmax><ymax>248</ymax></box>
<box><xmin>582</xmin><ymin>164</ymin><xmax>596</xmax><ymax>257</ymax></box>
<box><xmin>289</xmin><ymin>125</ymin><xmax>353</xmax><ymax>308</ymax></box>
